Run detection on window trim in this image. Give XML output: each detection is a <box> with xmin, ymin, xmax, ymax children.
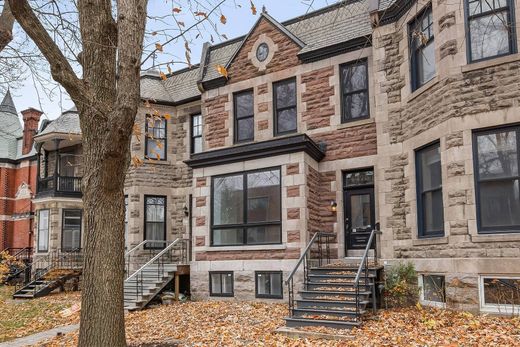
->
<box><xmin>255</xmin><ymin>271</ymin><xmax>284</xmax><ymax>299</ymax></box>
<box><xmin>37</xmin><ymin>209</ymin><xmax>50</xmax><ymax>253</ymax></box>
<box><xmin>190</xmin><ymin>113</ymin><xmax>203</xmax><ymax>154</ymax></box>
<box><xmin>209</xmin><ymin>271</ymin><xmax>234</xmax><ymax>297</ymax></box>
<box><xmin>464</xmin><ymin>0</ymin><xmax>517</xmax><ymax>64</ymax></box>
<box><xmin>61</xmin><ymin>209</ymin><xmax>82</xmax><ymax>251</ymax></box>
<box><xmin>479</xmin><ymin>275</ymin><xmax>520</xmax><ymax>314</ymax></box>
<box><xmin>233</xmin><ymin>89</ymin><xmax>255</xmax><ymax>143</ymax></box>
<box><xmin>419</xmin><ymin>274</ymin><xmax>446</xmax><ymax>308</ymax></box>
<box><xmin>409</xmin><ymin>4</ymin><xmax>435</xmax><ymax>91</ymax></box>
<box><xmin>472</xmin><ymin>124</ymin><xmax>520</xmax><ymax>234</ymax></box>
<box><xmin>144</xmin><ymin>114</ymin><xmax>167</xmax><ymax>161</ymax></box>
<box><xmin>210</xmin><ymin>166</ymin><xmax>282</xmax><ymax>247</ymax></box>
<box><xmin>273</xmin><ymin>77</ymin><xmax>297</xmax><ymax>136</ymax></box>
<box><xmin>339</xmin><ymin>59</ymin><xmax>370</xmax><ymax>124</ymax></box>
<box><xmin>415</xmin><ymin>141</ymin><xmax>444</xmax><ymax>238</ymax></box>
<box><xmin>144</xmin><ymin>195</ymin><xmax>167</xmax><ymax>249</ymax></box>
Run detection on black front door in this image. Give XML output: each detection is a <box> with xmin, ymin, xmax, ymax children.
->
<box><xmin>344</xmin><ymin>170</ymin><xmax>375</xmax><ymax>251</ymax></box>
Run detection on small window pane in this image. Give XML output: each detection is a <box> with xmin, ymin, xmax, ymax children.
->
<box><xmin>423</xmin><ymin>275</ymin><xmax>446</xmax><ymax>303</ymax></box>
<box><xmin>212</xmin><ymin>228</ymin><xmax>243</xmax><ymax>245</ymax></box>
<box><xmin>213</xmin><ymin>175</ymin><xmax>243</xmax><ymax>225</ymax></box>
<box><xmin>422</xmin><ymin>190</ymin><xmax>444</xmax><ymax>232</ymax></box>
<box><xmin>483</xmin><ymin>278</ymin><xmax>520</xmax><ymax>306</ymax></box>
<box><xmin>256</xmin><ymin>272</ymin><xmax>283</xmax><ymax>298</ymax></box>
<box><xmin>210</xmin><ymin>273</ymin><xmax>221</xmax><ymax>293</ymax></box>
<box><xmin>275</xmin><ymin>80</ymin><xmax>296</xmax><ymax>109</ymax></box>
<box><xmin>193</xmin><ymin>137</ymin><xmax>203</xmax><ymax>154</ymax></box>
<box><xmin>277</xmin><ymin>108</ymin><xmax>297</xmax><ymax>134</ymax></box>
<box><xmin>210</xmin><ymin>272</ymin><xmax>233</xmax><ymax>296</ymax></box>
<box><xmin>246</xmin><ymin>226</ymin><xmax>281</xmax><ymax>244</ymax></box>
<box><xmin>235</xmin><ymin>92</ymin><xmax>254</xmax><ymax>118</ymax></box>
<box><xmin>63</xmin><ymin>210</ymin><xmax>81</xmax><ymax>251</ymax></box>
<box><xmin>420</xmin><ymin>144</ymin><xmax>442</xmax><ymax>191</ymax></box>
<box><xmin>145</xmin><ymin>196</ymin><xmax>165</xmax><ymax>248</ymax></box>
<box><xmin>417</xmin><ymin>40</ymin><xmax>436</xmax><ymax>86</ymax></box>
<box><xmin>345</xmin><ymin>170</ymin><xmax>374</xmax><ymax>187</ymax></box>
<box><xmin>38</xmin><ymin>210</ymin><xmax>49</xmax><ymax>252</ymax></box>
<box><xmin>470</xmin><ymin>12</ymin><xmax>510</xmax><ymax>61</ymax></box>
<box><xmin>350</xmin><ymin>194</ymin><xmax>372</xmax><ymax>230</ymax></box>
<box><xmin>342</xmin><ymin>63</ymin><xmax>367</xmax><ymax>92</ymax></box>
<box><xmin>237</xmin><ymin>118</ymin><xmax>254</xmax><ymax>142</ymax></box>
<box><xmin>344</xmin><ymin>92</ymin><xmax>369</xmax><ymax>119</ymax></box>
<box><xmin>477</xmin><ymin>130</ymin><xmax>518</xmax><ymax>180</ymax></box>
<box><xmin>247</xmin><ymin>169</ymin><xmax>281</xmax><ymax>222</ymax></box>
<box><xmin>479</xmin><ymin>179</ymin><xmax>520</xmax><ymax>228</ymax></box>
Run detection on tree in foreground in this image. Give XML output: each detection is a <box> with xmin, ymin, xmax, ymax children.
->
<box><xmin>3</xmin><ymin>0</ymin><xmax>231</xmax><ymax>345</ymax></box>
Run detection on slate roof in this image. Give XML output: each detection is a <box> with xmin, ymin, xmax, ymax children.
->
<box><xmin>140</xmin><ymin>65</ymin><xmax>201</xmax><ymax>104</ymax></box>
<box><xmin>0</xmin><ymin>90</ymin><xmax>23</xmax><ymax>161</ymax></box>
<box><xmin>36</xmin><ymin>107</ymin><xmax>81</xmax><ymax>138</ymax></box>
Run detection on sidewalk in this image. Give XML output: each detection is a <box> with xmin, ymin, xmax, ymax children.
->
<box><xmin>0</xmin><ymin>324</ymin><xmax>79</xmax><ymax>347</ymax></box>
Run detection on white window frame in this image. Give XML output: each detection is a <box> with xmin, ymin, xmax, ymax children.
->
<box><xmin>419</xmin><ymin>273</ymin><xmax>446</xmax><ymax>308</ymax></box>
<box><xmin>479</xmin><ymin>275</ymin><xmax>520</xmax><ymax>315</ymax></box>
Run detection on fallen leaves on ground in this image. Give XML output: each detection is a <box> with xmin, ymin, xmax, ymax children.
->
<box><xmin>0</xmin><ymin>286</ymin><xmax>80</xmax><ymax>342</ymax></box>
<box><xmin>36</xmin><ymin>301</ymin><xmax>520</xmax><ymax>346</ymax></box>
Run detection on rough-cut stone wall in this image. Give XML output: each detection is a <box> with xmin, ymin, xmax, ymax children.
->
<box><xmin>301</xmin><ymin>66</ymin><xmax>335</xmax><ymax>130</ymax></box>
<box><xmin>203</xmin><ymin>95</ymin><xmax>229</xmax><ymax>149</ymax></box>
<box><xmin>226</xmin><ymin>18</ymin><xmax>301</xmax><ymax>83</ymax></box>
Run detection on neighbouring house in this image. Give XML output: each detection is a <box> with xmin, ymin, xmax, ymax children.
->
<box><xmin>0</xmin><ymin>90</ymin><xmax>42</xmax><ymax>252</ymax></box>
<box><xmin>26</xmin><ymin>0</ymin><xmax>520</xmax><ymax>322</ymax></box>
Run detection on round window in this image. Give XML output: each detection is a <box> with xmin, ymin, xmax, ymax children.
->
<box><xmin>256</xmin><ymin>43</ymin><xmax>269</xmax><ymax>62</ymax></box>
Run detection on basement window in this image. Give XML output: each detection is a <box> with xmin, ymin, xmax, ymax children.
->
<box><xmin>480</xmin><ymin>276</ymin><xmax>520</xmax><ymax>314</ymax></box>
<box><xmin>209</xmin><ymin>271</ymin><xmax>234</xmax><ymax>297</ymax></box>
<box><xmin>255</xmin><ymin>271</ymin><xmax>283</xmax><ymax>299</ymax></box>
<box><xmin>420</xmin><ymin>274</ymin><xmax>446</xmax><ymax>306</ymax></box>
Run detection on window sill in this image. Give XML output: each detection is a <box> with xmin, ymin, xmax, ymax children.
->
<box><xmin>471</xmin><ymin>232</ymin><xmax>520</xmax><ymax>243</ymax></box>
<box><xmin>336</xmin><ymin>117</ymin><xmax>374</xmax><ymax>130</ymax></box>
<box><xmin>419</xmin><ymin>299</ymin><xmax>446</xmax><ymax>309</ymax></box>
<box><xmin>462</xmin><ymin>53</ymin><xmax>520</xmax><ymax>73</ymax></box>
<box><xmin>405</xmin><ymin>76</ymin><xmax>439</xmax><ymax>104</ymax></box>
<box><xmin>202</xmin><ymin>244</ymin><xmax>286</xmax><ymax>252</ymax></box>
<box><xmin>412</xmin><ymin>236</ymin><xmax>448</xmax><ymax>246</ymax></box>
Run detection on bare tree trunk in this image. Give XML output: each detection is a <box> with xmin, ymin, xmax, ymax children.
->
<box><xmin>0</xmin><ymin>1</ymin><xmax>15</xmax><ymax>51</ymax></box>
<box><xmin>9</xmin><ymin>1</ymin><xmax>147</xmax><ymax>346</ymax></box>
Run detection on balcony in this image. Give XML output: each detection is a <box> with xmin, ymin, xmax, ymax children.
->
<box><xmin>37</xmin><ymin>174</ymin><xmax>82</xmax><ymax>198</ymax></box>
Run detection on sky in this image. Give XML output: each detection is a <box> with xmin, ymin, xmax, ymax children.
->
<box><xmin>9</xmin><ymin>0</ymin><xmax>338</xmax><ymax>121</ymax></box>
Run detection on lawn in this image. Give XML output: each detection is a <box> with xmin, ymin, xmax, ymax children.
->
<box><xmin>0</xmin><ymin>285</ymin><xmax>80</xmax><ymax>343</ymax></box>
<box><xmin>38</xmin><ymin>301</ymin><xmax>520</xmax><ymax>346</ymax></box>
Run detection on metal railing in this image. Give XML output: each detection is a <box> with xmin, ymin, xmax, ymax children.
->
<box><xmin>125</xmin><ymin>240</ymin><xmax>180</xmax><ymax>278</ymax></box>
<box><xmin>124</xmin><ymin>238</ymin><xmax>189</xmax><ymax>304</ymax></box>
<box><xmin>285</xmin><ymin>232</ymin><xmax>335</xmax><ymax>317</ymax></box>
<box><xmin>353</xmin><ymin>228</ymin><xmax>378</xmax><ymax>320</ymax></box>
<box><xmin>37</xmin><ymin>175</ymin><xmax>82</xmax><ymax>194</ymax></box>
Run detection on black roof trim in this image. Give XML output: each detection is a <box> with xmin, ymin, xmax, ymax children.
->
<box><xmin>379</xmin><ymin>0</ymin><xmax>415</xmax><ymax>25</ymax></box>
<box><xmin>298</xmin><ymin>36</ymin><xmax>372</xmax><ymax>63</ymax></box>
<box><xmin>281</xmin><ymin>0</ymin><xmax>361</xmax><ymax>26</ymax></box>
<box><xmin>201</xmin><ymin>76</ymin><xmax>228</xmax><ymax>91</ymax></box>
<box><xmin>185</xmin><ymin>134</ymin><xmax>325</xmax><ymax>169</ymax></box>
<box><xmin>140</xmin><ymin>95</ymin><xmax>201</xmax><ymax>107</ymax></box>
<box><xmin>0</xmin><ymin>154</ymin><xmax>37</xmax><ymax>165</ymax></box>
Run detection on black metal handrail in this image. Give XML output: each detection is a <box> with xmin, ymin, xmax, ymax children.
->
<box><xmin>285</xmin><ymin>232</ymin><xmax>335</xmax><ymax>317</ymax></box>
<box><xmin>37</xmin><ymin>175</ymin><xmax>82</xmax><ymax>193</ymax></box>
<box><xmin>353</xmin><ymin>228</ymin><xmax>378</xmax><ymax>321</ymax></box>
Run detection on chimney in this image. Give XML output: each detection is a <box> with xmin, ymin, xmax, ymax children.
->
<box><xmin>21</xmin><ymin>108</ymin><xmax>43</xmax><ymax>155</ymax></box>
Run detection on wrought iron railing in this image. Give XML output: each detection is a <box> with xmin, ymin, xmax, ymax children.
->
<box><xmin>2</xmin><ymin>247</ymin><xmax>34</xmax><ymax>283</ymax></box>
<box><xmin>124</xmin><ymin>238</ymin><xmax>189</xmax><ymax>304</ymax></box>
<box><xmin>37</xmin><ymin>175</ymin><xmax>82</xmax><ymax>194</ymax></box>
<box><xmin>353</xmin><ymin>228</ymin><xmax>378</xmax><ymax>320</ymax></box>
<box><xmin>2</xmin><ymin>247</ymin><xmax>33</xmax><ymax>262</ymax></box>
<box><xmin>285</xmin><ymin>232</ymin><xmax>335</xmax><ymax>317</ymax></box>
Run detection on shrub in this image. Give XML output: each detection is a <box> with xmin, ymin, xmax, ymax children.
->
<box><xmin>384</xmin><ymin>261</ymin><xmax>420</xmax><ymax>308</ymax></box>
<box><xmin>0</xmin><ymin>251</ymin><xmax>24</xmax><ymax>284</ymax></box>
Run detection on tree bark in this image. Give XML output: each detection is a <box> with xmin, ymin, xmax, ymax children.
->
<box><xmin>8</xmin><ymin>1</ymin><xmax>148</xmax><ymax>346</ymax></box>
<box><xmin>0</xmin><ymin>1</ymin><xmax>15</xmax><ymax>52</ymax></box>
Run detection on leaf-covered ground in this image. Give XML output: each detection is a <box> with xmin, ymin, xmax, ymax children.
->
<box><xmin>0</xmin><ymin>286</ymin><xmax>80</xmax><ymax>342</ymax></box>
<box><xmin>38</xmin><ymin>301</ymin><xmax>520</xmax><ymax>346</ymax></box>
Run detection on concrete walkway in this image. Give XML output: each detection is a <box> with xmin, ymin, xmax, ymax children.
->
<box><xmin>0</xmin><ymin>324</ymin><xmax>79</xmax><ymax>347</ymax></box>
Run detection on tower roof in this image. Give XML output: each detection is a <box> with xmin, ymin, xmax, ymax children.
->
<box><xmin>0</xmin><ymin>89</ymin><xmax>17</xmax><ymax>115</ymax></box>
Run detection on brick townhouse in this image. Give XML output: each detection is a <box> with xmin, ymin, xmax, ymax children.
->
<box><xmin>0</xmin><ymin>90</ymin><xmax>42</xmax><ymax>251</ymax></box>
<box><xmin>29</xmin><ymin>0</ymin><xmax>520</xmax><ymax>315</ymax></box>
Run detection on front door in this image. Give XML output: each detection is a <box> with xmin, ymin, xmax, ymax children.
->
<box><xmin>343</xmin><ymin>169</ymin><xmax>375</xmax><ymax>251</ymax></box>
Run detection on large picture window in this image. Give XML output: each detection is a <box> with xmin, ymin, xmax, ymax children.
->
<box><xmin>466</xmin><ymin>0</ymin><xmax>516</xmax><ymax>62</ymax></box>
<box><xmin>37</xmin><ymin>209</ymin><xmax>49</xmax><ymax>252</ymax></box>
<box><xmin>145</xmin><ymin>115</ymin><xmax>167</xmax><ymax>160</ymax></box>
<box><xmin>145</xmin><ymin>196</ymin><xmax>166</xmax><ymax>248</ymax></box>
<box><xmin>340</xmin><ymin>60</ymin><xmax>369</xmax><ymax>123</ymax></box>
<box><xmin>474</xmin><ymin>126</ymin><xmax>520</xmax><ymax>233</ymax></box>
<box><xmin>416</xmin><ymin>142</ymin><xmax>444</xmax><ymax>237</ymax></box>
<box><xmin>191</xmin><ymin>114</ymin><xmax>203</xmax><ymax>154</ymax></box>
<box><xmin>234</xmin><ymin>90</ymin><xmax>254</xmax><ymax>143</ymax></box>
<box><xmin>274</xmin><ymin>78</ymin><xmax>297</xmax><ymax>135</ymax></box>
<box><xmin>211</xmin><ymin>168</ymin><xmax>281</xmax><ymax>246</ymax></box>
<box><xmin>62</xmin><ymin>209</ymin><xmax>82</xmax><ymax>251</ymax></box>
<box><xmin>409</xmin><ymin>6</ymin><xmax>435</xmax><ymax>90</ymax></box>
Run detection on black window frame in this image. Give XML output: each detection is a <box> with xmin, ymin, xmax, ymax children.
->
<box><xmin>209</xmin><ymin>271</ymin><xmax>234</xmax><ymax>297</ymax></box>
<box><xmin>340</xmin><ymin>59</ymin><xmax>370</xmax><ymax>123</ymax></box>
<box><xmin>233</xmin><ymin>89</ymin><xmax>254</xmax><ymax>143</ymax></box>
<box><xmin>191</xmin><ymin>113</ymin><xmax>203</xmax><ymax>154</ymax></box>
<box><xmin>465</xmin><ymin>0</ymin><xmax>517</xmax><ymax>63</ymax></box>
<box><xmin>144</xmin><ymin>195</ymin><xmax>167</xmax><ymax>249</ymax></box>
<box><xmin>415</xmin><ymin>141</ymin><xmax>445</xmax><ymax>238</ymax></box>
<box><xmin>145</xmin><ymin>114</ymin><xmax>167</xmax><ymax>161</ymax></box>
<box><xmin>409</xmin><ymin>5</ymin><xmax>436</xmax><ymax>91</ymax></box>
<box><xmin>255</xmin><ymin>271</ymin><xmax>283</xmax><ymax>299</ymax></box>
<box><xmin>273</xmin><ymin>77</ymin><xmax>297</xmax><ymax>136</ymax></box>
<box><xmin>37</xmin><ymin>209</ymin><xmax>50</xmax><ymax>253</ymax></box>
<box><xmin>472</xmin><ymin>124</ymin><xmax>520</xmax><ymax>234</ymax></box>
<box><xmin>61</xmin><ymin>209</ymin><xmax>82</xmax><ymax>251</ymax></box>
<box><xmin>210</xmin><ymin>167</ymin><xmax>282</xmax><ymax>246</ymax></box>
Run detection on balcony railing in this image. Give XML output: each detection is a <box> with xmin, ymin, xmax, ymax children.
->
<box><xmin>37</xmin><ymin>174</ymin><xmax>82</xmax><ymax>197</ymax></box>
